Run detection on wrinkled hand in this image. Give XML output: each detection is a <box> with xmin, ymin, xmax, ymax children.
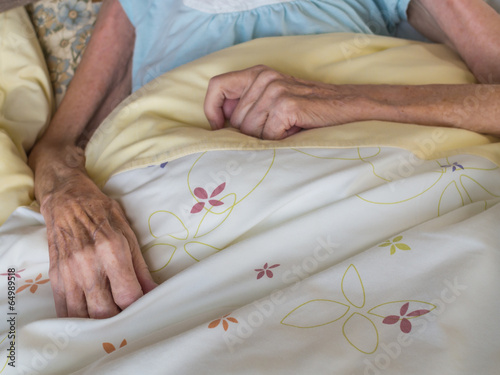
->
<box><xmin>32</xmin><ymin>146</ymin><xmax>157</xmax><ymax>319</ymax></box>
<box><xmin>204</xmin><ymin>65</ymin><xmax>362</xmax><ymax>140</ymax></box>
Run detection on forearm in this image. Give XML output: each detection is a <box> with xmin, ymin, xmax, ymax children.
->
<box><xmin>23</xmin><ymin>1</ymin><xmax>156</xmax><ymax>319</ymax></box>
<box><xmin>409</xmin><ymin>0</ymin><xmax>500</xmax><ymax>83</ymax></box>
<box><xmin>29</xmin><ymin>0</ymin><xmax>134</xmax><ymax>200</ymax></box>
<box><xmin>351</xmin><ymin>83</ymin><xmax>500</xmax><ymax>136</ymax></box>
<box><xmin>205</xmin><ymin>66</ymin><xmax>500</xmax><ymax>139</ymax></box>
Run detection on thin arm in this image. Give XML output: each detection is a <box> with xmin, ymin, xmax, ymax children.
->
<box><xmin>408</xmin><ymin>0</ymin><xmax>500</xmax><ymax>83</ymax></box>
<box><xmin>29</xmin><ymin>0</ymin><xmax>135</xmax><ymax>200</ymax></box>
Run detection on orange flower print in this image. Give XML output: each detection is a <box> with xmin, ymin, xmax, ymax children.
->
<box><xmin>16</xmin><ymin>273</ymin><xmax>50</xmax><ymax>294</ymax></box>
<box><xmin>103</xmin><ymin>339</ymin><xmax>128</xmax><ymax>354</ymax></box>
<box><xmin>208</xmin><ymin>314</ymin><xmax>238</xmax><ymax>331</ymax></box>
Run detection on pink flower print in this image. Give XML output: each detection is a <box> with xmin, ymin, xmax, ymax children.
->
<box><xmin>0</xmin><ymin>269</ymin><xmax>25</xmax><ymax>278</ymax></box>
<box><xmin>255</xmin><ymin>263</ymin><xmax>280</xmax><ymax>279</ymax></box>
<box><xmin>191</xmin><ymin>183</ymin><xmax>226</xmax><ymax>214</ymax></box>
<box><xmin>382</xmin><ymin>302</ymin><xmax>430</xmax><ymax>333</ymax></box>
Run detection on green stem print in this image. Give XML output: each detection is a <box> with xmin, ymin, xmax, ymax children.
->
<box><xmin>281</xmin><ymin>264</ymin><xmax>435</xmax><ymax>354</ymax></box>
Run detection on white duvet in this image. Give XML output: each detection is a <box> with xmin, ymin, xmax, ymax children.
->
<box><xmin>1</xmin><ymin>146</ymin><xmax>499</xmax><ymax>374</ymax></box>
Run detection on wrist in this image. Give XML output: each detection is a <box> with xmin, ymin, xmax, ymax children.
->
<box><xmin>28</xmin><ymin>141</ymin><xmax>87</xmax><ymax>204</ymax></box>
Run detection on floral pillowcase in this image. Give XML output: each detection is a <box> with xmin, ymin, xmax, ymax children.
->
<box><xmin>26</xmin><ymin>0</ymin><xmax>102</xmax><ymax>106</ymax></box>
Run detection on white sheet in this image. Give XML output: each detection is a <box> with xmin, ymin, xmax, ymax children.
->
<box><xmin>1</xmin><ymin>146</ymin><xmax>499</xmax><ymax>374</ymax></box>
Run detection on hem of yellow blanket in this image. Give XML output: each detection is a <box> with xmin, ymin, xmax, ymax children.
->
<box><xmin>89</xmin><ymin>124</ymin><xmax>500</xmax><ymax>187</ymax></box>
<box><xmin>21</xmin><ymin>132</ymin><xmax>500</xmax><ymax>215</ymax></box>
<box><xmin>82</xmin><ymin>32</ymin><xmax>498</xmax><ymax>186</ymax></box>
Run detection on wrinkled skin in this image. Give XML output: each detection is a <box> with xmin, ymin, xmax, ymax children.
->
<box><xmin>204</xmin><ymin>65</ymin><xmax>364</xmax><ymax>140</ymax></box>
<box><xmin>33</xmin><ymin>146</ymin><xmax>157</xmax><ymax>319</ymax></box>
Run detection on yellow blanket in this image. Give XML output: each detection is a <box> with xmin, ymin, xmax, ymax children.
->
<box><xmin>0</xmin><ymin>7</ymin><xmax>53</xmax><ymax>225</ymax></box>
<box><xmin>86</xmin><ymin>32</ymin><xmax>499</xmax><ymax>187</ymax></box>
<box><xmin>1</xmin><ymin>11</ymin><xmax>499</xmax><ymax>224</ymax></box>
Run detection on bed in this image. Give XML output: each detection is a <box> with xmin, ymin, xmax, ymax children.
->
<box><xmin>1</xmin><ymin>3</ymin><xmax>500</xmax><ymax>374</ymax></box>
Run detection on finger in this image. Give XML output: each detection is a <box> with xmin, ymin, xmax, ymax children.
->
<box><xmin>84</xmin><ymin>278</ymin><xmax>120</xmax><ymax>319</ymax></box>
<box><xmin>65</xmin><ymin>244</ymin><xmax>109</xmax><ymax>319</ymax></box>
<box><xmin>47</xmin><ymin>233</ymin><xmax>69</xmax><ymax>318</ymax></box>
<box><xmin>242</xmin><ymin>83</ymin><xmax>311</xmax><ymax>140</ymax></box>
<box><xmin>119</xmin><ymin>215</ymin><xmax>158</xmax><ymax>294</ymax></box>
<box><xmin>47</xmin><ymin>227</ymin><xmax>77</xmax><ymax>318</ymax></box>
<box><xmin>49</xmin><ymin>267</ymin><xmax>69</xmax><ymax>318</ymax></box>
<box><xmin>204</xmin><ymin>65</ymin><xmax>266</xmax><ymax>130</ymax></box>
<box><xmin>238</xmin><ymin>102</ymin><xmax>269</xmax><ymax>139</ymax></box>
<box><xmin>65</xmin><ymin>287</ymin><xmax>90</xmax><ymax>318</ymax></box>
<box><xmin>96</xmin><ymin>228</ymin><xmax>145</xmax><ymax>311</ymax></box>
<box><xmin>262</xmin><ymin>110</ymin><xmax>296</xmax><ymax>140</ymax></box>
<box><xmin>52</xmin><ymin>220</ymin><xmax>96</xmax><ymax>318</ymax></box>
<box><xmin>204</xmin><ymin>77</ymin><xmax>228</xmax><ymax>130</ymax></box>
<box><xmin>238</xmin><ymin>81</ymin><xmax>290</xmax><ymax>139</ymax></box>
<box><xmin>261</xmin><ymin>97</ymin><xmax>301</xmax><ymax>140</ymax></box>
<box><xmin>69</xmin><ymin>245</ymin><xmax>120</xmax><ymax>319</ymax></box>
<box><xmin>222</xmin><ymin>98</ymin><xmax>240</xmax><ymax>121</ymax></box>
<box><xmin>242</xmin><ymin>101</ymin><xmax>300</xmax><ymax>141</ymax></box>
<box><xmin>285</xmin><ymin>125</ymin><xmax>302</xmax><ymax>137</ymax></box>
<box><xmin>229</xmin><ymin>68</ymin><xmax>285</xmax><ymax>129</ymax></box>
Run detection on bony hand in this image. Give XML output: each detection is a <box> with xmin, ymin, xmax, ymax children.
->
<box><xmin>204</xmin><ymin>65</ymin><xmax>362</xmax><ymax>140</ymax></box>
<box><xmin>34</xmin><ymin>148</ymin><xmax>157</xmax><ymax>319</ymax></box>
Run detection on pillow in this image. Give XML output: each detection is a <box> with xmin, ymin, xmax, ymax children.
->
<box><xmin>26</xmin><ymin>0</ymin><xmax>102</xmax><ymax>105</ymax></box>
<box><xmin>0</xmin><ymin>6</ymin><xmax>53</xmax><ymax>225</ymax></box>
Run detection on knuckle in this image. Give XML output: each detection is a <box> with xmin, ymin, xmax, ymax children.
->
<box><xmin>208</xmin><ymin>74</ymin><xmax>223</xmax><ymax>89</ymax></box>
<box><xmin>258</xmin><ymin>68</ymin><xmax>282</xmax><ymax>84</ymax></box>
<box><xmin>253</xmin><ymin>64</ymin><xmax>268</xmax><ymax>70</ymax></box>
<box><xmin>95</xmin><ymin>234</ymin><xmax>126</xmax><ymax>255</ymax></box>
<box><xmin>109</xmin><ymin>199</ymin><xmax>122</xmax><ymax>210</ymax></box>
<box><xmin>251</xmin><ymin>64</ymin><xmax>270</xmax><ymax>74</ymax></box>
<box><xmin>276</xmin><ymin>95</ymin><xmax>298</xmax><ymax>113</ymax></box>
<box><xmin>110</xmin><ymin>200</ymin><xmax>127</xmax><ymax>218</ymax></box>
<box><xmin>266</xmin><ymin>80</ymin><xmax>287</xmax><ymax>96</ymax></box>
<box><xmin>68</xmin><ymin>245</ymin><xmax>93</xmax><ymax>264</ymax></box>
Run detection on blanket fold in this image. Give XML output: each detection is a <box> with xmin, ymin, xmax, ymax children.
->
<box><xmin>85</xmin><ymin>33</ymin><xmax>499</xmax><ymax>187</ymax></box>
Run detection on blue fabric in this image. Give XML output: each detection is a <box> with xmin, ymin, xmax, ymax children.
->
<box><xmin>119</xmin><ymin>0</ymin><xmax>412</xmax><ymax>91</ymax></box>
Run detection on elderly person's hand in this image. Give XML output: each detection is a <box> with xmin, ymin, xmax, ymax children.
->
<box><xmin>30</xmin><ymin>143</ymin><xmax>157</xmax><ymax>318</ymax></box>
<box><xmin>204</xmin><ymin>65</ymin><xmax>366</xmax><ymax>140</ymax></box>
<box><xmin>27</xmin><ymin>0</ymin><xmax>157</xmax><ymax>319</ymax></box>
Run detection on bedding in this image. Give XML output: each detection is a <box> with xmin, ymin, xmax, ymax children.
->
<box><xmin>1</xmin><ymin>6</ymin><xmax>500</xmax><ymax>375</ymax></box>
<box><xmin>0</xmin><ymin>6</ymin><xmax>53</xmax><ymax>226</ymax></box>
